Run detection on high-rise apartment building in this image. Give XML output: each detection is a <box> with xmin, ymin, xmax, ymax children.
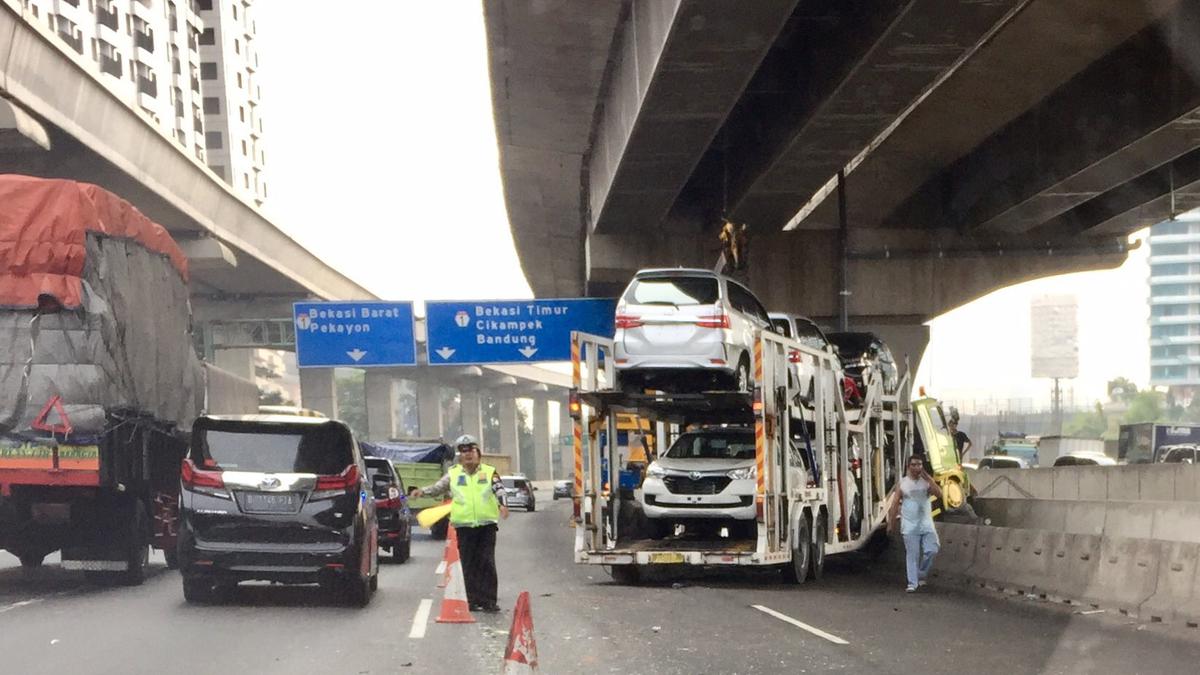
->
<box><xmin>196</xmin><ymin>0</ymin><xmax>267</xmax><ymax>205</ymax></box>
<box><xmin>1148</xmin><ymin>217</ymin><xmax>1200</xmax><ymax>396</ymax></box>
<box><xmin>16</xmin><ymin>0</ymin><xmax>265</xmax><ymax>204</ymax></box>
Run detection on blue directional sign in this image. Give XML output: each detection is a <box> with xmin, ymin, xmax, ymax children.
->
<box><xmin>293</xmin><ymin>301</ymin><xmax>416</xmax><ymax>367</ymax></box>
<box><xmin>426</xmin><ymin>298</ymin><xmax>615</xmax><ymax>365</ymax></box>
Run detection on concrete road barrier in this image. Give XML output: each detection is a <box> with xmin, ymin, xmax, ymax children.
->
<box><xmin>1141</xmin><ymin>542</ymin><xmax>1200</xmax><ymax>625</ymax></box>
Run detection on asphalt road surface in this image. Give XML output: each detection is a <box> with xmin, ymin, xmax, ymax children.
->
<box><xmin>2</xmin><ymin>499</ymin><xmax>1199</xmax><ymax>674</ymax></box>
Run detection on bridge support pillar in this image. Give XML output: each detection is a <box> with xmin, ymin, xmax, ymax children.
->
<box><xmin>299</xmin><ymin>368</ymin><xmax>338</xmax><ymax>419</ymax></box>
<box><xmin>531</xmin><ymin>396</ymin><xmax>552</xmax><ymax>481</ymax></box>
<box><xmin>417</xmin><ymin>378</ymin><xmax>443</xmax><ymax>439</ymax></box>
<box><xmin>214</xmin><ymin>348</ymin><xmax>256</xmax><ymax>382</ymax></box>
<box><xmin>496</xmin><ymin>395</ymin><xmax>520</xmax><ymax>474</ymax></box>
<box><xmin>460</xmin><ymin>388</ymin><xmax>484</xmax><ymax>445</ymax></box>
<box><xmin>364</xmin><ymin>370</ymin><xmax>397</xmax><ymax>442</ymax></box>
<box><xmin>557</xmin><ymin>400</ymin><xmax>572</xmax><ymax>480</ymax></box>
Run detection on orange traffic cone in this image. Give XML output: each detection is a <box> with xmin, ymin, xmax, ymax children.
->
<box><xmin>501</xmin><ymin>591</ymin><xmax>539</xmax><ymax>673</ymax></box>
<box><xmin>435</xmin><ymin>536</ymin><xmax>474</xmax><ymax>624</ymax></box>
<box><xmin>437</xmin><ymin>525</ymin><xmax>457</xmax><ymax>589</ymax></box>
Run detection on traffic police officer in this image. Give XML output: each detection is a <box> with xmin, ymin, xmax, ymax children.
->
<box><xmin>410</xmin><ymin>434</ymin><xmax>508</xmax><ymax>612</ymax></box>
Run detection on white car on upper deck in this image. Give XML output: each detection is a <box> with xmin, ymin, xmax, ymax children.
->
<box><xmin>613</xmin><ymin>269</ymin><xmax>774</xmax><ymax>393</ymax></box>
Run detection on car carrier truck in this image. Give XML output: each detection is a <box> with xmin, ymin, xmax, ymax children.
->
<box><xmin>568</xmin><ymin>328</ymin><xmax>912</xmax><ymax>584</ymax></box>
<box><xmin>0</xmin><ymin>176</ymin><xmax>258</xmax><ymax>584</ymax></box>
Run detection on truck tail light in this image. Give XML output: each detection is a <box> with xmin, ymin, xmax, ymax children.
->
<box><xmin>568</xmin><ymin>392</ymin><xmax>582</xmax><ymax>419</ymax></box>
<box><xmin>695</xmin><ymin>313</ymin><xmax>731</xmax><ymax>329</ymax></box>
<box><xmin>615</xmin><ymin>314</ymin><xmax>643</xmax><ymax>329</ymax></box>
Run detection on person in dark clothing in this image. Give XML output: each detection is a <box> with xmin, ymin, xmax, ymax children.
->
<box><xmin>948</xmin><ymin>419</ymin><xmax>972</xmax><ymax>462</ymax></box>
<box><xmin>410</xmin><ymin>434</ymin><xmax>508</xmax><ymax>612</ymax></box>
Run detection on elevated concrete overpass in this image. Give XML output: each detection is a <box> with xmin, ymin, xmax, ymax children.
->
<box><xmin>486</xmin><ymin>0</ymin><xmax>1191</xmax><ymax>364</ymax></box>
<box><xmin>0</xmin><ymin>2</ymin><xmax>568</xmax><ymax>478</ymax></box>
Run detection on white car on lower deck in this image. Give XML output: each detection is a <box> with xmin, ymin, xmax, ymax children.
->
<box><xmin>640</xmin><ymin>427</ymin><xmax>761</xmax><ymax>536</ymax></box>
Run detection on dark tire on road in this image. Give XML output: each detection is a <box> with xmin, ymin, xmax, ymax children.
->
<box><xmin>164</xmin><ymin>547</ymin><xmax>180</xmax><ymax>570</ymax></box>
<box><xmin>392</xmin><ymin>538</ymin><xmax>411</xmax><ymax>563</ymax></box>
<box><xmin>17</xmin><ymin>552</ymin><xmax>45</xmax><ymax>569</ymax></box>
<box><xmin>430</xmin><ymin>519</ymin><xmax>449</xmax><ymax>541</ymax></box>
<box><xmin>119</xmin><ymin>501</ymin><xmax>151</xmax><ymax>586</ymax></box>
<box><xmin>783</xmin><ymin>514</ymin><xmax>811</xmax><ymax>584</ymax></box>
<box><xmin>182</xmin><ymin>577</ymin><xmax>217</xmax><ymax>605</ymax></box>
<box><xmin>609</xmin><ymin>564</ymin><xmax>641</xmax><ymax>585</ymax></box>
<box><xmin>810</xmin><ymin>516</ymin><xmax>827</xmax><ymax>581</ymax></box>
<box><xmin>343</xmin><ymin>573</ymin><xmax>372</xmax><ymax>608</ymax></box>
<box><xmin>528</xmin><ymin>503</ymin><xmax>536</xmax><ymax>512</ymax></box>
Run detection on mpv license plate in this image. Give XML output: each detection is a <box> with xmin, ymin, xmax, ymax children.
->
<box><xmin>239</xmin><ymin>491</ymin><xmax>300</xmax><ymax>513</ymax></box>
<box><xmin>649</xmin><ymin>552</ymin><xmax>685</xmax><ymax>564</ymax></box>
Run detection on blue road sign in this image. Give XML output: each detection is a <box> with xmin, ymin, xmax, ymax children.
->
<box><xmin>293</xmin><ymin>301</ymin><xmax>416</xmax><ymax>367</ymax></box>
<box><xmin>426</xmin><ymin>298</ymin><xmax>615</xmax><ymax>365</ymax></box>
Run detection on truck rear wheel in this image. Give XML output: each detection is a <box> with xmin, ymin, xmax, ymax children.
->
<box><xmin>609</xmin><ymin>564</ymin><xmax>641</xmax><ymax>585</ymax></box>
<box><xmin>810</xmin><ymin>517</ymin><xmax>826</xmax><ymax>581</ymax></box>
<box><xmin>783</xmin><ymin>515</ymin><xmax>811</xmax><ymax>584</ymax></box>
<box><xmin>119</xmin><ymin>502</ymin><xmax>150</xmax><ymax>586</ymax></box>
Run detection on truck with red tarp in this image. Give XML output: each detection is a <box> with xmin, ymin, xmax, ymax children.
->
<box><xmin>0</xmin><ymin>175</ymin><xmax>257</xmax><ymax>583</ymax></box>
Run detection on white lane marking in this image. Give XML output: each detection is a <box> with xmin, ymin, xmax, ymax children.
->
<box><xmin>409</xmin><ymin>599</ymin><xmax>433</xmax><ymax>639</ymax></box>
<box><xmin>435</xmin><ymin>561</ymin><xmax>446</xmax><ymax>576</ymax></box>
<box><xmin>0</xmin><ymin>599</ymin><xmax>43</xmax><ymax>614</ymax></box>
<box><xmin>752</xmin><ymin>604</ymin><xmax>849</xmax><ymax>645</ymax></box>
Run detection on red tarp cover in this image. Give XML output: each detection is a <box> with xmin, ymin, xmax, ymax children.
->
<box><xmin>0</xmin><ymin>175</ymin><xmax>189</xmax><ymax>309</ymax></box>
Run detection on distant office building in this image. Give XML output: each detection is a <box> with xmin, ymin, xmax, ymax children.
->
<box><xmin>196</xmin><ymin>0</ymin><xmax>267</xmax><ymax>205</ymax></box>
<box><xmin>16</xmin><ymin>0</ymin><xmax>265</xmax><ymax>204</ymax></box>
<box><xmin>1148</xmin><ymin>217</ymin><xmax>1200</xmax><ymax>397</ymax></box>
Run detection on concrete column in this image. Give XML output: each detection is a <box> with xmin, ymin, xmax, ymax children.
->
<box><xmin>214</xmin><ymin>347</ymin><xmax>256</xmax><ymax>381</ymax></box>
<box><xmin>558</xmin><ymin>399</ymin><xmax>572</xmax><ymax>479</ymax></box>
<box><xmin>364</xmin><ymin>370</ymin><xmax>396</xmax><ymax>442</ymax></box>
<box><xmin>496</xmin><ymin>395</ymin><xmax>520</xmax><ymax>474</ymax></box>
<box><xmin>531</xmin><ymin>396</ymin><xmax>552</xmax><ymax>481</ymax></box>
<box><xmin>299</xmin><ymin>368</ymin><xmax>338</xmax><ymax>419</ymax></box>
<box><xmin>460</xmin><ymin>388</ymin><xmax>484</xmax><ymax>444</ymax></box>
<box><xmin>417</xmin><ymin>377</ymin><xmax>443</xmax><ymax>438</ymax></box>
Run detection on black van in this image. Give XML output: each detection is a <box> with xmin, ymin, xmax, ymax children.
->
<box><xmin>177</xmin><ymin>415</ymin><xmax>379</xmax><ymax>606</ymax></box>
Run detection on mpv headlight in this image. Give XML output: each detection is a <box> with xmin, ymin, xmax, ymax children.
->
<box><xmin>647</xmin><ymin>463</ymin><xmax>667</xmax><ymax>478</ymax></box>
<box><xmin>727</xmin><ymin>466</ymin><xmax>757</xmax><ymax>480</ymax></box>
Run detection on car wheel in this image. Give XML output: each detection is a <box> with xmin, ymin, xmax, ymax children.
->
<box><xmin>609</xmin><ymin>564</ymin><xmax>640</xmax><ymax>585</ymax></box>
<box><xmin>393</xmin><ymin>538</ymin><xmax>411</xmax><ymax>564</ymax></box>
<box><xmin>810</xmin><ymin>516</ymin><xmax>826</xmax><ymax>581</ymax></box>
<box><xmin>369</xmin><ymin>572</ymin><xmax>379</xmax><ymax>592</ymax></box>
<box><xmin>182</xmin><ymin>577</ymin><xmax>217</xmax><ymax>604</ymax></box>
<box><xmin>783</xmin><ymin>515</ymin><xmax>811</xmax><ymax>584</ymax></box>
<box><xmin>528</xmin><ymin>502</ymin><xmax>536</xmax><ymax>512</ymax></box>
<box><xmin>164</xmin><ymin>547</ymin><xmax>180</xmax><ymax>570</ymax></box>
<box><xmin>736</xmin><ymin>357</ymin><xmax>752</xmax><ymax>393</ymax></box>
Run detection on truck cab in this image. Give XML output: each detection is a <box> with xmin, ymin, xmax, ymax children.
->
<box><xmin>911</xmin><ymin>395</ymin><xmax>973</xmax><ymax>518</ymax></box>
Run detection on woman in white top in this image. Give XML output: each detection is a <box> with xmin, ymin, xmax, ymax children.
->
<box><xmin>888</xmin><ymin>455</ymin><xmax>943</xmax><ymax>592</ymax></box>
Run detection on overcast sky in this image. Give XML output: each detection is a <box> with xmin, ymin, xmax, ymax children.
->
<box><xmin>254</xmin><ymin>2</ymin><xmax>1155</xmax><ymax>409</ymax></box>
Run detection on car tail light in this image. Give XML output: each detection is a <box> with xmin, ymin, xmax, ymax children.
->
<box><xmin>851</xmin><ymin>458</ymin><xmax>861</xmax><ymax>472</ymax></box>
<box><xmin>615</xmin><ymin>313</ymin><xmax>643</xmax><ymax>329</ymax></box>
<box><xmin>788</xmin><ymin>349</ymin><xmax>802</xmax><ymax>364</ymax></box>
<box><xmin>695</xmin><ymin>313</ymin><xmax>731</xmax><ymax>329</ymax></box>
<box><xmin>181</xmin><ymin>458</ymin><xmax>225</xmax><ymax>489</ymax></box>
<box><xmin>388</xmin><ymin>486</ymin><xmax>400</xmax><ymax>500</ymax></box>
<box><xmin>312</xmin><ymin>464</ymin><xmax>359</xmax><ymax>500</ymax></box>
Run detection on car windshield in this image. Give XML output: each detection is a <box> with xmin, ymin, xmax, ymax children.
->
<box><xmin>793</xmin><ymin>322</ymin><xmax>827</xmax><ymax>350</ymax></box>
<box><xmin>191</xmin><ymin>422</ymin><xmax>353</xmax><ymax>474</ymax></box>
<box><xmin>665</xmin><ymin>431</ymin><xmax>756</xmax><ymax>460</ymax></box>
<box><xmin>365</xmin><ymin>460</ymin><xmax>393</xmax><ymax>483</ymax></box>
<box><xmin>625</xmin><ymin>276</ymin><xmax>719</xmax><ymax>306</ymax></box>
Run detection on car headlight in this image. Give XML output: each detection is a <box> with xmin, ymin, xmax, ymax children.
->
<box><xmin>727</xmin><ymin>466</ymin><xmax>757</xmax><ymax>480</ymax></box>
<box><xmin>647</xmin><ymin>463</ymin><xmax>667</xmax><ymax>478</ymax></box>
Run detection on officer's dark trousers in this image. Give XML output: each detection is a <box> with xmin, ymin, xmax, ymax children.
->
<box><xmin>456</xmin><ymin>523</ymin><xmax>498</xmax><ymax>608</ymax></box>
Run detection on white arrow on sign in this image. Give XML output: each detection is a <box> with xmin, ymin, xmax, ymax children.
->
<box><xmin>518</xmin><ymin>346</ymin><xmax>538</xmax><ymax>359</ymax></box>
<box><xmin>347</xmin><ymin>349</ymin><xmax>367</xmax><ymax>362</ymax></box>
<box><xmin>436</xmin><ymin>347</ymin><xmax>456</xmax><ymax>360</ymax></box>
